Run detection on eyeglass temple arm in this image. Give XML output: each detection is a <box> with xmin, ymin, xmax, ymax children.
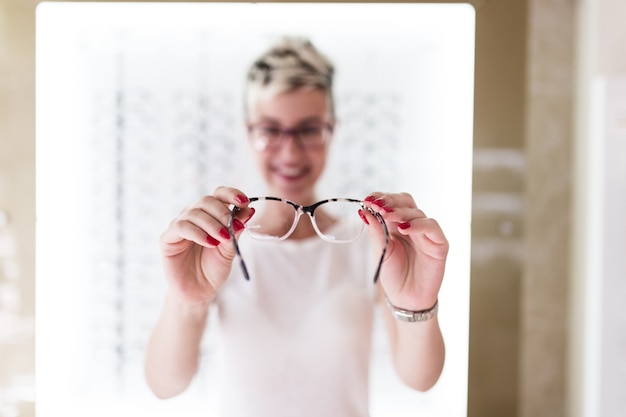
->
<box><xmin>228</xmin><ymin>208</ymin><xmax>251</xmax><ymax>281</ymax></box>
<box><xmin>372</xmin><ymin>211</ymin><xmax>389</xmax><ymax>284</ymax></box>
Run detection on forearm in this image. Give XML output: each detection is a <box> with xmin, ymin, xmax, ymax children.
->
<box><xmin>144</xmin><ymin>292</ymin><xmax>212</xmax><ymax>398</ymax></box>
<box><xmin>382</xmin><ymin>301</ymin><xmax>445</xmax><ymax>391</ymax></box>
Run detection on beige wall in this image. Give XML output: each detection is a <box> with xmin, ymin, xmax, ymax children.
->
<box><xmin>469</xmin><ymin>0</ymin><xmax>526</xmax><ymax>415</ymax></box>
<box><xmin>0</xmin><ymin>0</ymin><xmax>36</xmax><ymax>416</ymax></box>
<box><xmin>522</xmin><ymin>0</ymin><xmax>574</xmax><ymax>416</ymax></box>
<box><xmin>4</xmin><ymin>0</ymin><xmax>617</xmax><ymax>416</ymax></box>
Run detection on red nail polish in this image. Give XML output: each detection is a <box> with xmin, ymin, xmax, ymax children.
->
<box><xmin>364</xmin><ymin>195</ymin><xmax>376</xmax><ymax>202</ymax></box>
<box><xmin>235</xmin><ymin>194</ymin><xmax>249</xmax><ymax>204</ymax></box>
<box><xmin>382</xmin><ymin>206</ymin><xmax>394</xmax><ymax>213</ymax></box>
<box><xmin>232</xmin><ymin>218</ymin><xmax>245</xmax><ymax>232</ymax></box>
<box><xmin>358</xmin><ymin>209</ymin><xmax>370</xmax><ymax>225</ymax></box>
<box><xmin>206</xmin><ymin>235</ymin><xmax>220</xmax><ymax>246</ymax></box>
<box><xmin>245</xmin><ymin>208</ymin><xmax>256</xmax><ymax>223</ymax></box>
<box><xmin>218</xmin><ymin>228</ymin><xmax>231</xmax><ymax>239</ymax></box>
<box><xmin>398</xmin><ymin>222</ymin><xmax>411</xmax><ymax>230</ymax></box>
<box><xmin>372</xmin><ymin>198</ymin><xmax>386</xmax><ymax>207</ymax></box>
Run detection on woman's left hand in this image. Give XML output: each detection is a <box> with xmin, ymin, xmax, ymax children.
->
<box><xmin>361</xmin><ymin>192</ymin><xmax>449</xmax><ymax>311</ymax></box>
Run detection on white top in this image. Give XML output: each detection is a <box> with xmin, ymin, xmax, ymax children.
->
<box><xmin>215</xmin><ymin>231</ymin><xmax>378</xmax><ymax>417</ymax></box>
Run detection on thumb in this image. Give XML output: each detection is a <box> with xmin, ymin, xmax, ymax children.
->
<box><xmin>359</xmin><ymin>208</ymin><xmax>388</xmax><ymax>254</ymax></box>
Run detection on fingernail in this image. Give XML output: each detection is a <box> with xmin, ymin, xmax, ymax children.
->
<box><xmin>398</xmin><ymin>222</ymin><xmax>411</xmax><ymax>230</ymax></box>
<box><xmin>364</xmin><ymin>195</ymin><xmax>376</xmax><ymax>202</ymax></box>
<box><xmin>358</xmin><ymin>209</ymin><xmax>369</xmax><ymax>225</ymax></box>
<box><xmin>382</xmin><ymin>206</ymin><xmax>394</xmax><ymax>213</ymax></box>
<box><xmin>206</xmin><ymin>235</ymin><xmax>221</xmax><ymax>246</ymax></box>
<box><xmin>235</xmin><ymin>194</ymin><xmax>249</xmax><ymax>204</ymax></box>
<box><xmin>218</xmin><ymin>228</ymin><xmax>231</xmax><ymax>239</ymax></box>
<box><xmin>372</xmin><ymin>198</ymin><xmax>386</xmax><ymax>207</ymax></box>
<box><xmin>232</xmin><ymin>218</ymin><xmax>245</xmax><ymax>232</ymax></box>
<box><xmin>245</xmin><ymin>208</ymin><xmax>256</xmax><ymax>223</ymax></box>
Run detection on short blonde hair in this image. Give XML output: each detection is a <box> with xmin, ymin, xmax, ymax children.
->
<box><xmin>245</xmin><ymin>36</ymin><xmax>335</xmax><ymax>118</ymax></box>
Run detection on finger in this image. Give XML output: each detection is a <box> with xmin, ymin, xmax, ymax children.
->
<box><xmin>367</xmin><ymin>206</ymin><xmax>428</xmax><ymax>225</ymax></box>
<box><xmin>363</xmin><ymin>192</ymin><xmax>417</xmax><ymax>212</ymax></box>
<box><xmin>396</xmin><ymin>218</ymin><xmax>449</xmax><ymax>257</ymax></box>
<box><xmin>185</xmin><ymin>205</ymin><xmax>236</xmax><ymax>239</ymax></box>
<box><xmin>195</xmin><ymin>190</ymin><xmax>253</xmax><ymax>238</ymax></box>
<box><xmin>358</xmin><ymin>208</ymin><xmax>387</xmax><ymax>247</ymax></box>
<box><xmin>363</xmin><ymin>191</ymin><xmax>384</xmax><ymax>204</ymax></box>
<box><xmin>228</xmin><ymin>206</ymin><xmax>255</xmax><ymax>239</ymax></box>
<box><xmin>191</xmin><ymin>195</ymin><xmax>239</xmax><ymax>232</ymax></box>
<box><xmin>163</xmin><ymin>198</ymin><xmax>239</xmax><ymax>251</ymax></box>
<box><xmin>212</xmin><ymin>186</ymin><xmax>250</xmax><ymax>207</ymax></box>
<box><xmin>233</xmin><ymin>206</ymin><xmax>256</xmax><ymax>227</ymax></box>
<box><xmin>160</xmin><ymin>218</ymin><xmax>220</xmax><ymax>252</ymax></box>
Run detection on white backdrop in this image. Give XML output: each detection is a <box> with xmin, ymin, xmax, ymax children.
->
<box><xmin>36</xmin><ymin>3</ymin><xmax>475</xmax><ymax>417</ymax></box>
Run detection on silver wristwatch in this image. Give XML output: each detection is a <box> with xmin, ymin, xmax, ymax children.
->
<box><xmin>386</xmin><ymin>298</ymin><xmax>439</xmax><ymax>322</ymax></box>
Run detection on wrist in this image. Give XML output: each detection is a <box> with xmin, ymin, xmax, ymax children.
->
<box><xmin>383</xmin><ymin>290</ymin><xmax>438</xmax><ymax>312</ymax></box>
<box><xmin>166</xmin><ymin>292</ymin><xmax>212</xmax><ymax>319</ymax></box>
<box><xmin>385</xmin><ymin>295</ymin><xmax>439</xmax><ymax>323</ymax></box>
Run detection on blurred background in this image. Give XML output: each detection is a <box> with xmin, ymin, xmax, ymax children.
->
<box><xmin>1</xmin><ymin>1</ymin><xmax>625</xmax><ymax>417</ymax></box>
<box><xmin>35</xmin><ymin>4</ymin><xmax>473</xmax><ymax>416</ymax></box>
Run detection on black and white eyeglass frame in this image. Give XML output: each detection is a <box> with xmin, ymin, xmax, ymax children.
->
<box><xmin>228</xmin><ymin>196</ymin><xmax>389</xmax><ymax>283</ymax></box>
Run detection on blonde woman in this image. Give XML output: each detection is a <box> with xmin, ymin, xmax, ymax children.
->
<box><xmin>145</xmin><ymin>36</ymin><xmax>448</xmax><ymax>417</ymax></box>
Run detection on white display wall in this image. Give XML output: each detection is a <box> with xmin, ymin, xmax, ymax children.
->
<box><xmin>36</xmin><ymin>3</ymin><xmax>475</xmax><ymax>417</ymax></box>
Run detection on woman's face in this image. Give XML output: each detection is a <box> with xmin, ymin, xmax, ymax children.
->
<box><xmin>247</xmin><ymin>88</ymin><xmax>334</xmax><ymax>205</ymax></box>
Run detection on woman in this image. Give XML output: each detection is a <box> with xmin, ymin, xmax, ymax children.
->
<box><xmin>145</xmin><ymin>36</ymin><xmax>448</xmax><ymax>416</ymax></box>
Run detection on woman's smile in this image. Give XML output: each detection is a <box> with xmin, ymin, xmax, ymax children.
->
<box><xmin>271</xmin><ymin>164</ymin><xmax>310</xmax><ymax>181</ymax></box>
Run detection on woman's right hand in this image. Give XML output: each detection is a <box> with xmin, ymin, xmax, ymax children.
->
<box><xmin>159</xmin><ymin>187</ymin><xmax>254</xmax><ymax>305</ymax></box>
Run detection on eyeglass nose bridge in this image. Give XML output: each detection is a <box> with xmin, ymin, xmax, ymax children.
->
<box><xmin>277</xmin><ymin>128</ymin><xmax>301</xmax><ymax>139</ymax></box>
<box><xmin>285</xmin><ymin>205</ymin><xmax>339</xmax><ymax>242</ymax></box>
<box><xmin>273</xmin><ymin>128</ymin><xmax>310</xmax><ymax>149</ymax></box>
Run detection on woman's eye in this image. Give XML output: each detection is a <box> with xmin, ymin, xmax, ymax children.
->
<box><xmin>299</xmin><ymin>126</ymin><xmax>322</xmax><ymax>137</ymax></box>
<box><xmin>260</xmin><ymin>127</ymin><xmax>281</xmax><ymax>137</ymax></box>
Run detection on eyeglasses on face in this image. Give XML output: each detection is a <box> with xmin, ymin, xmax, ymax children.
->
<box><xmin>228</xmin><ymin>197</ymin><xmax>389</xmax><ymax>283</ymax></box>
<box><xmin>247</xmin><ymin>123</ymin><xmax>333</xmax><ymax>152</ymax></box>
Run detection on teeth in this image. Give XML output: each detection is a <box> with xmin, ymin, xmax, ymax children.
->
<box><xmin>278</xmin><ymin>167</ymin><xmax>304</xmax><ymax>177</ymax></box>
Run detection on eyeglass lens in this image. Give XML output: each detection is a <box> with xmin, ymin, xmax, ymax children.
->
<box><xmin>250</xmin><ymin>124</ymin><xmax>330</xmax><ymax>151</ymax></box>
<box><xmin>244</xmin><ymin>198</ymin><xmax>365</xmax><ymax>242</ymax></box>
<box><xmin>229</xmin><ymin>197</ymin><xmax>388</xmax><ymax>283</ymax></box>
